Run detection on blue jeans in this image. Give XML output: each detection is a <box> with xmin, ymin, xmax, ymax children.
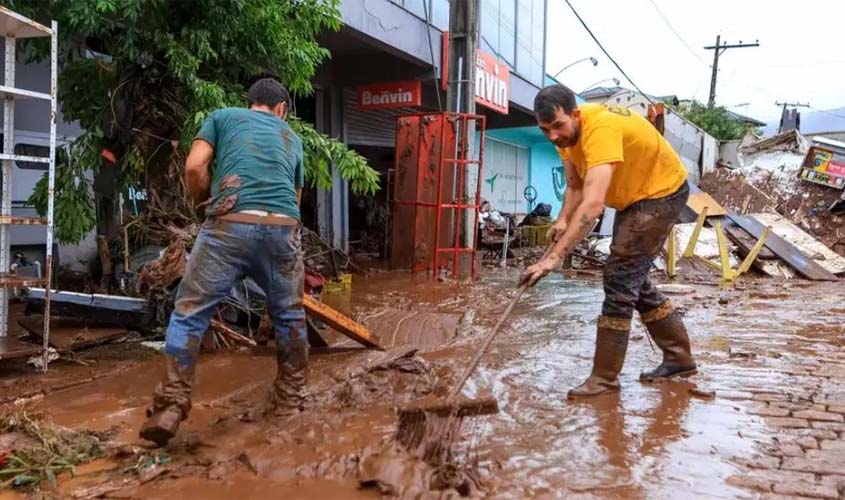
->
<box><xmin>164</xmin><ymin>218</ymin><xmax>306</xmax><ymax>367</ymax></box>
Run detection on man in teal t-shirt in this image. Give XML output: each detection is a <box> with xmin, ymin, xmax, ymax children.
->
<box><xmin>195</xmin><ymin>103</ymin><xmax>304</xmax><ymax>219</ymax></box>
<box><xmin>140</xmin><ymin>78</ymin><xmax>308</xmax><ymax>446</ymax></box>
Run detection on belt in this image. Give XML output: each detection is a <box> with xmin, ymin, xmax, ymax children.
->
<box><xmin>217</xmin><ymin>212</ymin><xmax>299</xmax><ymax>226</ymax></box>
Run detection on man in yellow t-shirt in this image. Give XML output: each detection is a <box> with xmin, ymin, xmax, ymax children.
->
<box><xmin>520</xmin><ymin>84</ymin><xmax>697</xmax><ymax>399</ymax></box>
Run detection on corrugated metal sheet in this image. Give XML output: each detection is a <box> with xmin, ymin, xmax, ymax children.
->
<box><xmin>343</xmin><ymin>89</ymin><xmax>418</xmax><ymax>147</ymax></box>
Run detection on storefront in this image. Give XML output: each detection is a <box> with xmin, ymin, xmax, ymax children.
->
<box><xmin>301</xmin><ymin>0</ymin><xmax>552</xmax><ymax>261</ymax></box>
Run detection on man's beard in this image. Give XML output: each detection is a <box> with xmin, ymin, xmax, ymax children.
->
<box><xmin>554</xmin><ymin>123</ymin><xmax>581</xmax><ymax>148</ymax></box>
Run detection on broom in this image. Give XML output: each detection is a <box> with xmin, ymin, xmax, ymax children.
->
<box><xmin>396</xmin><ymin>244</ymin><xmax>556</xmax><ymax>462</ymax></box>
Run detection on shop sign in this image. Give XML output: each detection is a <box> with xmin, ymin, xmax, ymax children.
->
<box><xmin>475</xmin><ymin>49</ymin><xmax>509</xmax><ymax>115</ymax></box>
<box><xmin>799</xmin><ymin>139</ymin><xmax>845</xmax><ymax>190</ymax></box>
<box><xmin>357</xmin><ymin>80</ymin><xmax>422</xmax><ymax>110</ymax></box>
<box><xmin>439</xmin><ymin>35</ymin><xmax>511</xmax><ymax>114</ymax></box>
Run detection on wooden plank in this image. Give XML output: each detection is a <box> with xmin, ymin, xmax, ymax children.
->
<box><xmin>303</xmin><ymin>294</ymin><xmax>382</xmax><ymax>350</ymax></box>
<box><xmin>727</xmin><ymin>214</ymin><xmax>839</xmax><ymax>281</ymax></box>
<box><xmin>751</xmin><ymin>212</ymin><xmax>845</xmax><ymax>275</ymax></box>
<box><xmin>0</xmin><ymin>337</ymin><xmax>41</xmax><ymax>360</ymax></box>
<box><xmin>687</xmin><ymin>192</ymin><xmax>727</xmax><ymax>217</ymax></box>
<box><xmin>723</xmin><ymin>222</ymin><xmax>777</xmax><ymax>260</ymax></box>
<box><xmin>19</xmin><ymin>317</ymin><xmax>127</xmax><ymax>350</ymax></box>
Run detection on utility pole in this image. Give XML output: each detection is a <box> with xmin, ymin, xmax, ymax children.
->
<box><xmin>775</xmin><ymin>101</ymin><xmax>810</xmax><ymax>134</ymax></box>
<box><xmin>446</xmin><ymin>0</ymin><xmax>480</xmax><ymax>257</ymax></box>
<box><xmin>446</xmin><ymin>0</ymin><xmax>479</xmax><ymax>114</ymax></box>
<box><xmin>704</xmin><ymin>35</ymin><xmax>759</xmax><ymax>106</ymax></box>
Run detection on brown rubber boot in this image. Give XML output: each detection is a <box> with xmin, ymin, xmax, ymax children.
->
<box><xmin>139</xmin><ymin>355</ymin><xmax>195</xmax><ymax>446</ymax></box>
<box><xmin>568</xmin><ymin>321</ymin><xmax>630</xmax><ymax>400</ymax></box>
<box><xmin>270</xmin><ymin>338</ymin><xmax>308</xmax><ymax>416</ymax></box>
<box><xmin>640</xmin><ymin>307</ymin><xmax>697</xmax><ymax>381</ymax></box>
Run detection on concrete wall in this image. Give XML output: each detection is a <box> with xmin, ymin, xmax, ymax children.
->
<box><xmin>664</xmin><ymin>110</ymin><xmax>703</xmax><ymax>185</ymax></box>
<box><xmin>703</xmin><ymin>134</ymin><xmax>718</xmax><ymax>176</ymax></box>
<box><xmin>719</xmin><ymin>140</ymin><xmax>741</xmax><ymax>168</ymax></box>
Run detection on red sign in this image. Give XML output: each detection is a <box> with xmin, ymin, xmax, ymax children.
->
<box><xmin>356</xmin><ymin>80</ymin><xmax>422</xmax><ymax>110</ymax></box>
<box><xmin>475</xmin><ymin>50</ymin><xmax>509</xmax><ymax>114</ymax></box>
<box><xmin>439</xmin><ymin>34</ymin><xmax>510</xmax><ymax>114</ymax></box>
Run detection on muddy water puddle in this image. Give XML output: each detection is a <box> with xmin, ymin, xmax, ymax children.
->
<box><xmin>3</xmin><ymin>271</ymin><xmax>844</xmax><ymax>498</ymax></box>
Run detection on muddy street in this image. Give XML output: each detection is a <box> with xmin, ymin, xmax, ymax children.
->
<box><xmin>2</xmin><ymin>270</ymin><xmax>844</xmax><ymax>498</ymax></box>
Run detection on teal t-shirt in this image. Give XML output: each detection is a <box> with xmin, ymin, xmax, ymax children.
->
<box><xmin>196</xmin><ymin>107</ymin><xmax>304</xmax><ymax>220</ymax></box>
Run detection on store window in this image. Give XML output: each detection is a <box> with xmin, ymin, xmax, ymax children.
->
<box><xmin>482</xmin><ymin>0</ymin><xmax>545</xmax><ymax>85</ymax></box>
<box><xmin>14</xmin><ymin>143</ymin><xmax>49</xmax><ymax>171</ymax></box>
<box><xmin>390</xmin><ymin>0</ymin><xmax>450</xmax><ymax>30</ymax></box>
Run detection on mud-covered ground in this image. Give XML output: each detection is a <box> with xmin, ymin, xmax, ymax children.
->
<box><xmin>1</xmin><ymin>268</ymin><xmax>844</xmax><ymax>499</ymax></box>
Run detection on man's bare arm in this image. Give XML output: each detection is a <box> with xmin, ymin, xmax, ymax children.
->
<box><xmin>185</xmin><ymin>140</ymin><xmax>214</xmax><ymax>212</ymax></box>
<box><xmin>548</xmin><ymin>164</ymin><xmax>613</xmax><ymax>259</ymax></box>
<box><xmin>296</xmin><ymin>187</ymin><xmax>302</xmax><ymax>207</ymax></box>
<box><xmin>557</xmin><ymin>160</ymin><xmax>583</xmax><ymax>225</ymax></box>
<box><xmin>520</xmin><ymin>164</ymin><xmax>614</xmax><ymax>287</ymax></box>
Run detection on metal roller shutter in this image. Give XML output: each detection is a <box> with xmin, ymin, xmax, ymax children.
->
<box><xmin>343</xmin><ymin>88</ymin><xmax>419</xmax><ymax>147</ymax></box>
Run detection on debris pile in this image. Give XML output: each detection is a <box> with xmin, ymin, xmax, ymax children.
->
<box><xmin>703</xmin><ymin>130</ymin><xmax>845</xmax><ymax>258</ymax></box>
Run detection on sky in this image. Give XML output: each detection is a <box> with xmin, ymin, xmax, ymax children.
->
<box><xmin>545</xmin><ymin>0</ymin><xmax>845</xmax><ymax>127</ymax></box>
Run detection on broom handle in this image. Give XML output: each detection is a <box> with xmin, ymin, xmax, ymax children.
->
<box><xmin>448</xmin><ymin>244</ymin><xmax>556</xmax><ymax>400</ymax></box>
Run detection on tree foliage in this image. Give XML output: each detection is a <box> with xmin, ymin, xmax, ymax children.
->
<box><xmin>673</xmin><ymin>100</ymin><xmax>746</xmax><ymax>141</ymax></box>
<box><xmin>6</xmin><ymin>0</ymin><xmax>379</xmax><ymax>244</ymax></box>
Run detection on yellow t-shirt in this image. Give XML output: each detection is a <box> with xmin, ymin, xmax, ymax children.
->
<box><xmin>556</xmin><ymin>103</ymin><xmax>687</xmax><ymax>210</ymax></box>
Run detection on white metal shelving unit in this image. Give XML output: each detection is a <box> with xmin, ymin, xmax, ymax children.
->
<box><xmin>0</xmin><ymin>7</ymin><xmax>57</xmax><ymax>370</ymax></box>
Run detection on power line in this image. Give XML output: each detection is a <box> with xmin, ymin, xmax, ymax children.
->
<box><xmin>645</xmin><ymin>0</ymin><xmax>709</xmax><ymax>67</ymax></box>
<box><xmin>807</xmin><ymin>105</ymin><xmax>845</xmax><ymax>121</ymax></box>
<box><xmin>562</xmin><ymin>0</ymin><xmax>655</xmax><ymax>104</ymax></box>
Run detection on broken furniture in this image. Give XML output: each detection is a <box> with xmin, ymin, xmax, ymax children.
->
<box><xmin>0</xmin><ymin>7</ymin><xmax>58</xmax><ymax>369</ymax></box>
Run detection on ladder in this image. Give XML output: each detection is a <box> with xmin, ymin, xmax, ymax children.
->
<box><xmin>0</xmin><ymin>7</ymin><xmax>57</xmax><ymax>370</ymax></box>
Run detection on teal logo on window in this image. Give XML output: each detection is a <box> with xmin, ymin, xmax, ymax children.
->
<box><xmin>552</xmin><ymin>165</ymin><xmax>566</xmax><ymax>202</ymax></box>
<box><xmin>485</xmin><ymin>173</ymin><xmax>498</xmax><ymax>193</ymax></box>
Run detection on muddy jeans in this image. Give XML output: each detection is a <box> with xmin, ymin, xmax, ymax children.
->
<box><xmin>164</xmin><ymin>218</ymin><xmax>306</xmax><ymax>368</ymax></box>
<box><xmin>600</xmin><ymin>182</ymin><xmax>689</xmax><ymax>330</ymax></box>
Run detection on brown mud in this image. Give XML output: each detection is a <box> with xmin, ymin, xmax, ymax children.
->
<box><xmin>1</xmin><ymin>270</ymin><xmax>844</xmax><ymax>498</ymax></box>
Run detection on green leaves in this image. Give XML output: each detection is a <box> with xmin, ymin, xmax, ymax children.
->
<box><xmin>674</xmin><ymin>101</ymin><xmax>746</xmax><ymax>141</ymax></box>
<box><xmin>289</xmin><ymin>117</ymin><xmax>379</xmax><ymax>195</ymax></box>
<box><xmin>12</xmin><ymin>0</ymin><xmax>380</xmax><ymax>244</ymax></box>
<box><xmin>28</xmin><ymin>132</ymin><xmax>98</xmax><ymax>246</ymax></box>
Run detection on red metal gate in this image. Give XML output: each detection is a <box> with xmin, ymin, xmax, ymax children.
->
<box><xmin>391</xmin><ymin>112</ymin><xmax>486</xmax><ymax>279</ymax></box>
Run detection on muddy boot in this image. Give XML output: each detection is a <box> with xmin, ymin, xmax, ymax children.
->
<box><xmin>139</xmin><ymin>355</ymin><xmax>195</xmax><ymax>446</ymax></box>
<box><xmin>270</xmin><ymin>338</ymin><xmax>308</xmax><ymax>417</ymax></box>
<box><xmin>568</xmin><ymin>321</ymin><xmax>630</xmax><ymax>400</ymax></box>
<box><xmin>640</xmin><ymin>307</ymin><xmax>697</xmax><ymax>381</ymax></box>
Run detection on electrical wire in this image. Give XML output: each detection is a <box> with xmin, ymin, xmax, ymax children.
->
<box><xmin>645</xmin><ymin>0</ymin><xmax>709</xmax><ymax>67</ymax></box>
<box><xmin>807</xmin><ymin>105</ymin><xmax>845</xmax><ymax>121</ymax></box>
<box><xmin>562</xmin><ymin>0</ymin><xmax>655</xmax><ymax>104</ymax></box>
<box><xmin>422</xmin><ymin>0</ymin><xmax>443</xmax><ymax>111</ymax></box>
